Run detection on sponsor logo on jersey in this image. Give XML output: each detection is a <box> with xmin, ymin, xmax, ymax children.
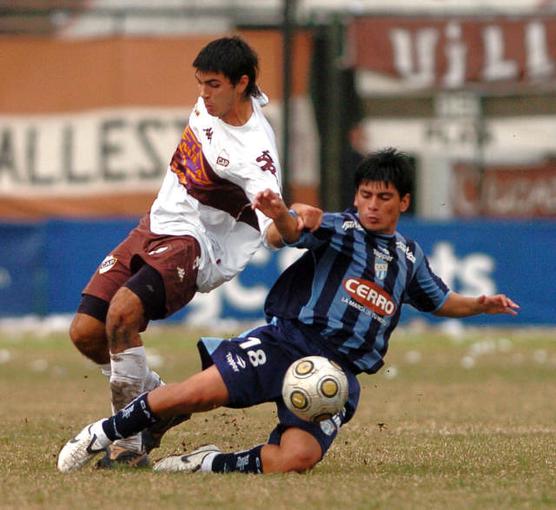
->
<box><xmin>343</xmin><ymin>277</ymin><xmax>396</xmax><ymax>316</ymax></box>
<box><xmin>342</xmin><ymin>220</ymin><xmax>364</xmax><ymax>232</ymax></box>
<box><xmin>256</xmin><ymin>150</ymin><xmax>277</xmax><ymax>175</ymax></box>
<box><xmin>99</xmin><ymin>255</ymin><xmax>117</xmax><ymax>274</ymax></box>
<box><xmin>396</xmin><ymin>241</ymin><xmax>416</xmax><ymax>262</ymax></box>
<box><xmin>373</xmin><ymin>248</ymin><xmax>393</xmax><ymax>261</ymax></box>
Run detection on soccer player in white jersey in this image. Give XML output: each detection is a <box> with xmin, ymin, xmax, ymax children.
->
<box><xmin>66</xmin><ymin>36</ymin><xmax>319</xmax><ymax>468</ymax></box>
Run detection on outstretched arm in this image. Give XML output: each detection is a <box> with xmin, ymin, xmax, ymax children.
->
<box><xmin>252</xmin><ymin>189</ymin><xmax>323</xmax><ymax>248</ymax></box>
<box><xmin>434</xmin><ymin>292</ymin><xmax>520</xmax><ymax>318</ymax></box>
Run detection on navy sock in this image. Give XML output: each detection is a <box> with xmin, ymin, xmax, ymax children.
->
<box><xmin>101</xmin><ymin>393</ymin><xmax>158</xmax><ymax>441</ymax></box>
<box><xmin>210</xmin><ymin>445</ymin><xmax>264</xmax><ymax>474</ymax></box>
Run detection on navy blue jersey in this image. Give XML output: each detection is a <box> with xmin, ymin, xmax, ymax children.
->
<box><xmin>264</xmin><ymin>210</ymin><xmax>449</xmax><ymax>374</ymax></box>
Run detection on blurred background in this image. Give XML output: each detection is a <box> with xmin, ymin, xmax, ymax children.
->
<box><xmin>0</xmin><ymin>0</ymin><xmax>555</xmax><ymax>327</ymax></box>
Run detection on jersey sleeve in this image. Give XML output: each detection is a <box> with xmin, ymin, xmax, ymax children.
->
<box><xmin>285</xmin><ymin>212</ymin><xmax>339</xmax><ymax>250</ymax></box>
<box><xmin>404</xmin><ymin>244</ymin><xmax>450</xmax><ymax>312</ymax></box>
<box><xmin>228</xmin><ymin>151</ymin><xmax>282</xmax><ymax>240</ymax></box>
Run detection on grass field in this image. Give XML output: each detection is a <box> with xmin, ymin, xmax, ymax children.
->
<box><xmin>0</xmin><ymin>323</ymin><xmax>555</xmax><ymax>510</ymax></box>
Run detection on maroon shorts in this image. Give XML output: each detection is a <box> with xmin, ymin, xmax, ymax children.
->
<box><xmin>83</xmin><ymin>215</ymin><xmax>201</xmax><ymax>318</ymax></box>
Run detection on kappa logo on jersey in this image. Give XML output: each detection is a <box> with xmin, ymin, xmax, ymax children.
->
<box><xmin>99</xmin><ymin>255</ymin><xmax>117</xmax><ymax>274</ymax></box>
<box><xmin>203</xmin><ymin>127</ymin><xmax>213</xmax><ymax>142</ymax></box>
<box><xmin>256</xmin><ymin>150</ymin><xmax>276</xmax><ymax>175</ymax></box>
<box><xmin>343</xmin><ymin>277</ymin><xmax>396</xmax><ymax>316</ymax></box>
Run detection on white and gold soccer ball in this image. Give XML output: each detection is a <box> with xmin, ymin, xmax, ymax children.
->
<box><xmin>282</xmin><ymin>356</ymin><xmax>349</xmax><ymax>423</ymax></box>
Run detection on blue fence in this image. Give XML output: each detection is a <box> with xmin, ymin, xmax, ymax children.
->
<box><xmin>1</xmin><ymin>218</ymin><xmax>554</xmax><ymax>325</ymax></box>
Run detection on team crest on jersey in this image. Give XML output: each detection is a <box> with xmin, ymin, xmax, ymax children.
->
<box><xmin>256</xmin><ymin>150</ymin><xmax>276</xmax><ymax>175</ymax></box>
<box><xmin>99</xmin><ymin>255</ymin><xmax>117</xmax><ymax>274</ymax></box>
<box><xmin>375</xmin><ymin>261</ymin><xmax>388</xmax><ymax>280</ymax></box>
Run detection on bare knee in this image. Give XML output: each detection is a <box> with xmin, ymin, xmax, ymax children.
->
<box><xmin>69</xmin><ymin>313</ymin><xmax>109</xmax><ymax>364</ymax></box>
<box><xmin>261</xmin><ymin>429</ymin><xmax>322</xmax><ymax>473</ymax></box>
<box><xmin>106</xmin><ymin>287</ymin><xmax>146</xmax><ymax>353</ymax></box>
<box><xmin>280</xmin><ymin>446</ymin><xmax>320</xmax><ymax>473</ymax></box>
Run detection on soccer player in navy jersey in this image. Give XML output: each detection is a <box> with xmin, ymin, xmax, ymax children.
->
<box><xmin>58</xmin><ymin>148</ymin><xmax>519</xmax><ymax>474</ymax></box>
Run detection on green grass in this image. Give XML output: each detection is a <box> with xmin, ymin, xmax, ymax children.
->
<box><xmin>0</xmin><ymin>325</ymin><xmax>555</xmax><ymax>509</ymax></box>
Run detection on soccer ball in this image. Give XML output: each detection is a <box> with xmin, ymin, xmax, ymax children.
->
<box><xmin>282</xmin><ymin>356</ymin><xmax>349</xmax><ymax>423</ymax></box>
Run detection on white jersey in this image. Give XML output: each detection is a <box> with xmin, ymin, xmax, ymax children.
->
<box><xmin>149</xmin><ymin>95</ymin><xmax>282</xmax><ymax>293</ymax></box>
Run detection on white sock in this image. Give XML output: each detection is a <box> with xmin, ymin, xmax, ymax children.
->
<box><xmin>144</xmin><ymin>369</ymin><xmax>165</xmax><ymax>392</ymax></box>
<box><xmin>200</xmin><ymin>452</ymin><xmax>219</xmax><ymax>472</ymax></box>
<box><xmin>110</xmin><ymin>346</ymin><xmax>148</xmax><ymax>453</ymax></box>
<box><xmin>100</xmin><ymin>363</ymin><xmax>111</xmax><ymax>378</ymax></box>
<box><xmin>101</xmin><ymin>363</ymin><xmax>162</xmax><ymax>405</ymax></box>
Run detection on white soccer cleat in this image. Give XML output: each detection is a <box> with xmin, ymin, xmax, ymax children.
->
<box><xmin>153</xmin><ymin>444</ymin><xmax>220</xmax><ymax>473</ymax></box>
<box><xmin>57</xmin><ymin>421</ymin><xmax>108</xmax><ymax>473</ymax></box>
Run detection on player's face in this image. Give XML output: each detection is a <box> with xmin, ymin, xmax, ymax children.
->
<box><xmin>354</xmin><ymin>180</ymin><xmax>410</xmax><ymax>234</ymax></box>
<box><xmin>195</xmin><ymin>70</ymin><xmax>248</xmax><ymax>123</ymax></box>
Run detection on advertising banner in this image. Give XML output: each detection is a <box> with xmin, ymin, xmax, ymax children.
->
<box><xmin>1</xmin><ymin>218</ymin><xmax>553</xmax><ymax>326</ymax></box>
<box><xmin>350</xmin><ymin>15</ymin><xmax>556</xmax><ymax>91</ymax></box>
<box><xmin>0</xmin><ymin>31</ymin><xmax>318</xmax><ymax>218</ymax></box>
<box><xmin>453</xmin><ymin>161</ymin><xmax>556</xmax><ymax>218</ymax></box>
<box><xmin>0</xmin><ymin>223</ymin><xmax>45</xmax><ymax>315</ymax></box>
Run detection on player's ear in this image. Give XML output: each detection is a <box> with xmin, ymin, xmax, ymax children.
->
<box><xmin>236</xmin><ymin>75</ymin><xmax>249</xmax><ymax>97</ymax></box>
<box><xmin>400</xmin><ymin>193</ymin><xmax>410</xmax><ymax>213</ymax></box>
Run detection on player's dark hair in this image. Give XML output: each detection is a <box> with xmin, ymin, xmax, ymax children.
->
<box><xmin>354</xmin><ymin>147</ymin><xmax>413</xmax><ymax>198</ymax></box>
<box><xmin>193</xmin><ymin>36</ymin><xmax>261</xmax><ymax>98</ymax></box>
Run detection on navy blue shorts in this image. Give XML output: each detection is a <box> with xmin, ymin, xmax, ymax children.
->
<box><xmin>197</xmin><ymin>319</ymin><xmax>360</xmax><ymax>457</ymax></box>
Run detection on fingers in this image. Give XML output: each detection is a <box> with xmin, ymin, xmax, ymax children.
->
<box><xmin>252</xmin><ymin>189</ymin><xmax>277</xmax><ymax>210</ymax></box>
<box><xmin>292</xmin><ymin>204</ymin><xmax>323</xmax><ymax>232</ymax></box>
<box><xmin>481</xmin><ymin>294</ymin><xmax>520</xmax><ymax>315</ymax></box>
<box><xmin>503</xmin><ymin>295</ymin><xmax>520</xmax><ymax>315</ymax></box>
